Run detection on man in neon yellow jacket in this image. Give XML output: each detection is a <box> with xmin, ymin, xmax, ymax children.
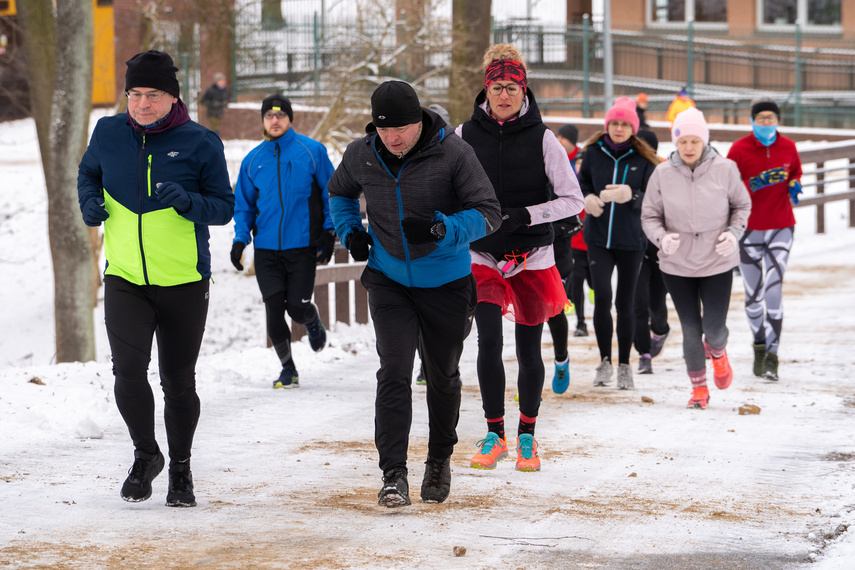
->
<box><xmin>77</xmin><ymin>50</ymin><xmax>234</xmax><ymax>508</ymax></box>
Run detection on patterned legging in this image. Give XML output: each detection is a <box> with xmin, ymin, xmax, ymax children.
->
<box><xmin>738</xmin><ymin>226</ymin><xmax>794</xmax><ymax>354</ymax></box>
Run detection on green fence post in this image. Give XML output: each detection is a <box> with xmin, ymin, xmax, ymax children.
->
<box><xmin>795</xmin><ymin>22</ymin><xmax>802</xmax><ymax>127</ymax></box>
<box><xmin>583</xmin><ymin>14</ymin><xmax>590</xmax><ymax>119</ymax></box>
<box><xmin>313</xmin><ymin>12</ymin><xmax>320</xmax><ymax>98</ymax></box>
<box><xmin>687</xmin><ymin>20</ymin><xmax>694</xmax><ymax>96</ymax></box>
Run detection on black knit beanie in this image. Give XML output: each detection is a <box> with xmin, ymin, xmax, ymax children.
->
<box><xmin>261</xmin><ymin>94</ymin><xmax>293</xmax><ymax>122</ymax></box>
<box><xmin>125</xmin><ymin>50</ymin><xmax>180</xmax><ymax>98</ymax></box>
<box><xmin>751</xmin><ymin>98</ymin><xmax>781</xmax><ymax>120</ymax></box>
<box><xmin>557</xmin><ymin>124</ymin><xmax>579</xmax><ymax>146</ymax></box>
<box><xmin>371</xmin><ymin>81</ymin><xmax>422</xmax><ymax>127</ymax></box>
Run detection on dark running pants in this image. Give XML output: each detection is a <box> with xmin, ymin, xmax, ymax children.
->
<box><xmin>587</xmin><ymin>243</ymin><xmax>644</xmax><ymax>365</ymax></box>
<box><xmin>570</xmin><ymin>247</ymin><xmax>593</xmax><ymax>328</ymax></box>
<box><xmin>476</xmin><ymin>302</ymin><xmax>545</xmax><ymax>420</ymax></box>
<box><xmin>254</xmin><ymin>248</ymin><xmax>319</xmax><ymax>346</ymax></box>
<box><xmin>361</xmin><ymin>267</ymin><xmax>476</xmax><ymax>473</ymax></box>
<box><xmin>633</xmin><ymin>243</ymin><xmax>670</xmax><ymax>355</ymax></box>
<box><xmin>661</xmin><ymin>270</ymin><xmax>732</xmax><ymax>374</ymax></box>
<box><xmin>104</xmin><ymin>275</ymin><xmax>209</xmax><ymax>463</ymax></box>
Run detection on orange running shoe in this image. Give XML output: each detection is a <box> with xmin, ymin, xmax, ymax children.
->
<box><xmin>687</xmin><ymin>386</ymin><xmax>710</xmax><ymax>409</ymax></box>
<box><xmin>711</xmin><ymin>349</ymin><xmax>733</xmax><ymax>389</ymax></box>
<box><xmin>515</xmin><ymin>434</ymin><xmax>541</xmax><ymax>472</ymax></box>
<box><xmin>470</xmin><ymin>432</ymin><xmax>508</xmax><ymax>469</ymax></box>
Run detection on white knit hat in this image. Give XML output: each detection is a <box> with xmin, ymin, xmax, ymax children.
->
<box><xmin>671</xmin><ymin>107</ymin><xmax>709</xmax><ymax>145</ymax></box>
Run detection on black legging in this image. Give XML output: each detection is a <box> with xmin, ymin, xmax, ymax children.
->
<box><xmin>105</xmin><ymin>275</ymin><xmax>208</xmax><ymax>463</ymax></box>
<box><xmin>475</xmin><ymin>302</ymin><xmax>544</xmax><ymax>419</ymax></box>
<box><xmin>546</xmin><ymin>312</ymin><xmax>568</xmax><ymax>361</ymax></box>
<box><xmin>570</xmin><ymin>248</ymin><xmax>593</xmax><ymax>328</ymax></box>
<box><xmin>586</xmin><ymin>243</ymin><xmax>644</xmax><ymax>365</ymax></box>
<box><xmin>633</xmin><ymin>243</ymin><xmax>670</xmax><ymax>355</ymax></box>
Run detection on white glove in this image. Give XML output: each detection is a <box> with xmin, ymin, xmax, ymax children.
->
<box><xmin>600</xmin><ymin>184</ymin><xmax>632</xmax><ymax>204</ymax></box>
<box><xmin>715</xmin><ymin>231</ymin><xmax>738</xmax><ymax>256</ymax></box>
<box><xmin>585</xmin><ymin>193</ymin><xmax>605</xmax><ymax>217</ymax></box>
<box><xmin>660</xmin><ymin>233</ymin><xmax>680</xmax><ymax>255</ymax></box>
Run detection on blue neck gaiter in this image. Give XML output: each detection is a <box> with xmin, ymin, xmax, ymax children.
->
<box><xmin>751</xmin><ymin>120</ymin><xmax>778</xmax><ymax>147</ymax></box>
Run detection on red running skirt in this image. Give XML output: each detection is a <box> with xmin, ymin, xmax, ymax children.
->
<box><xmin>472</xmin><ymin>264</ymin><xmax>567</xmax><ymax>326</ymax></box>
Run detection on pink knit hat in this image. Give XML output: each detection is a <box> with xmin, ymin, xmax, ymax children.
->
<box><xmin>604</xmin><ymin>97</ymin><xmax>640</xmax><ymax>134</ymax></box>
<box><xmin>671</xmin><ymin>107</ymin><xmax>709</xmax><ymax>145</ymax></box>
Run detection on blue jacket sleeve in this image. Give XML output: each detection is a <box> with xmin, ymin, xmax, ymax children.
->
<box><xmin>316</xmin><ymin>146</ymin><xmax>336</xmax><ymax>233</ymax></box>
<box><xmin>78</xmin><ymin>125</ymin><xmax>105</xmax><ymax>210</ymax></box>
<box><xmin>330</xmin><ymin>195</ymin><xmax>363</xmax><ymax>247</ymax></box>
<box><xmin>434</xmin><ymin>210</ymin><xmax>487</xmax><ymax>248</ymax></box>
<box><xmin>233</xmin><ymin>151</ymin><xmax>259</xmax><ymax>245</ymax></box>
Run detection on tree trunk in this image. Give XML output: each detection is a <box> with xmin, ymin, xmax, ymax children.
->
<box><xmin>449</xmin><ymin>0</ymin><xmax>492</xmax><ymax>126</ymax></box>
<box><xmin>19</xmin><ymin>0</ymin><xmax>97</xmax><ymax>363</ymax></box>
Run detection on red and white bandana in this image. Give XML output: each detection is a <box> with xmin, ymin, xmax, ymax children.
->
<box><xmin>484</xmin><ymin>59</ymin><xmax>527</xmax><ymax>92</ymax></box>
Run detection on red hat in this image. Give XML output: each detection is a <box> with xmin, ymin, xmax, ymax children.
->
<box><xmin>604</xmin><ymin>97</ymin><xmax>640</xmax><ymax>134</ymax></box>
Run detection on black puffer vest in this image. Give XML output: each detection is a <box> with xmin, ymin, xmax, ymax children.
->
<box><xmin>462</xmin><ymin>89</ymin><xmax>553</xmax><ymax>257</ymax></box>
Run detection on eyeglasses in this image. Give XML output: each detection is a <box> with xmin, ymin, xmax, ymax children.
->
<box><xmin>488</xmin><ymin>83</ymin><xmax>522</xmax><ymax>96</ymax></box>
<box><xmin>754</xmin><ymin>113</ymin><xmax>778</xmax><ymax>125</ymax></box>
<box><xmin>264</xmin><ymin>111</ymin><xmax>288</xmax><ymax>121</ymax></box>
<box><xmin>126</xmin><ymin>90</ymin><xmax>166</xmax><ymax>102</ymax></box>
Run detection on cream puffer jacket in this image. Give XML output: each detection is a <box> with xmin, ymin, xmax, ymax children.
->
<box><xmin>641</xmin><ymin>147</ymin><xmax>751</xmax><ymax>278</ymax></box>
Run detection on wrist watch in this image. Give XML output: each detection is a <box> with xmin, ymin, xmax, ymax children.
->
<box><xmin>430</xmin><ymin>222</ymin><xmax>446</xmax><ymax>241</ymax></box>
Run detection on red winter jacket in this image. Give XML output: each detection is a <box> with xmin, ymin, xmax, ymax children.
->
<box><xmin>726</xmin><ymin>133</ymin><xmax>802</xmax><ymax>231</ymax></box>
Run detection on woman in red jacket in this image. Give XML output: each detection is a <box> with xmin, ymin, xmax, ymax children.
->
<box><xmin>726</xmin><ymin>98</ymin><xmax>802</xmax><ymax>381</ymax></box>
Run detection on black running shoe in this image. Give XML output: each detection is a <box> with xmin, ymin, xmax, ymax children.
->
<box><xmin>420</xmin><ymin>456</ymin><xmax>451</xmax><ymax>504</ymax></box>
<box><xmin>166</xmin><ymin>461</ymin><xmax>196</xmax><ymax>507</ymax></box>
<box><xmin>650</xmin><ymin>331</ymin><xmax>669</xmax><ymax>358</ymax></box>
<box><xmin>121</xmin><ymin>449</ymin><xmax>165</xmax><ymax>502</ymax></box>
<box><xmin>378</xmin><ymin>467</ymin><xmax>411</xmax><ymax>508</ymax></box>
<box><xmin>573</xmin><ymin>322</ymin><xmax>588</xmax><ymax>337</ymax></box>
<box><xmin>306</xmin><ymin>307</ymin><xmax>327</xmax><ymax>352</ymax></box>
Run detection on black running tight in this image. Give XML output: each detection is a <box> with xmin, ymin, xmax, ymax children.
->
<box><xmin>476</xmin><ymin>302</ymin><xmax>544</xmax><ymax>419</ymax></box>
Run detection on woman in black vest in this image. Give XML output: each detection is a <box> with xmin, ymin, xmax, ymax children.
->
<box><xmin>456</xmin><ymin>44</ymin><xmax>584</xmax><ymax>473</ymax></box>
<box><xmin>578</xmin><ymin>97</ymin><xmax>660</xmax><ymax>391</ymax></box>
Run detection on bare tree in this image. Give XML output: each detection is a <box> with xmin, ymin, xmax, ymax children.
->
<box><xmin>18</xmin><ymin>0</ymin><xmax>96</xmax><ymax>363</ymax></box>
<box><xmin>449</xmin><ymin>0</ymin><xmax>492</xmax><ymax>126</ymax></box>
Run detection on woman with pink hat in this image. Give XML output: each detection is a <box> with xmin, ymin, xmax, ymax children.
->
<box><xmin>641</xmin><ymin>107</ymin><xmax>751</xmax><ymax>409</ymax></box>
<box><xmin>578</xmin><ymin>97</ymin><xmax>660</xmax><ymax>390</ymax></box>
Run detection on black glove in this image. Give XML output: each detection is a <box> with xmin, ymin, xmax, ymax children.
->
<box><xmin>566</xmin><ymin>214</ymin><xmax>583</xmax><ymax>237</ymax></box>
<box><xmin>347</xmin><ymin>230</ymin><xmax>373</xmax><ymax>262</ymax></box>
<box><xmin>230</xmin><ymin>241</ymin><xmax>246</xmax><ymax>271</ymax></box>
<box><xmin>156</xmin><ymin>181</ymin><xmax>191</xmax><ymax>212</ymax></box>
<box><xmin>316</xmin><ymin>230</ymin><xmax>336</xmax><ymax>265</ymax></box>
<box><xmin>81</xmin><ymin>197</ymin><xmax>109</xmax><ymax>227</ymax></box>
<box><xmin>499</xmin><ymin>207</ymin><xmax>531</xmax><ymax>232</ymax></box>
<box><xmin>401</xmin><ymin>217</ymin><xmax>445</xmax><ymax>245</ymax></box>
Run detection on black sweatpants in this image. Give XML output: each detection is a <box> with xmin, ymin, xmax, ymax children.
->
<box><xmin>633</xmin><ymin>243</ymin><xmax>670</xmax><ymax>355</ymax></box>
<box><xmin>254</xmin><ymin>248</ymin><xmax>319</xmax><ymax>346</ymax></box>
<box><xmin>104</xmin><ymin>275</ymin><xmax>209</xmax><ymax>463</ymax></box>
<box><xmin>587</xmin><ymin>243</ymin><xmax>644</xmax><ymax>365</ymax></box>
<box><xmin>661</xmin><ymin>270</ymin><xmax>732</xmax><ymax>374</ymax></box>
<box><xmin>361</xmin><ymin>267</ymin><xmax>476</xmax><ymax>473</ymax></box>
<box><xmin>476</xmin><ymin>302</ymin><xmax>545</xmax><ymax>420</ymax></box>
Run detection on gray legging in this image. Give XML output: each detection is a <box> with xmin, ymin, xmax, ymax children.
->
<box><xmin>738</xmin><ymin>227</ymin><xmax>794</xmax><ymax>355</ymax></box>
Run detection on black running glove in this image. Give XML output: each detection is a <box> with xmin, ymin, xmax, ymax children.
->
<box><xmin>81</xmin><ymin>197</ymin><xmax>109</xmax><ymax>227</ymax></box>
<box><xmin>316</xmin><ymin>230</ymin><xmax>336</xmax><ymax>265</ymax></box>
<box><xmin>566</xmin><ymin>214</ymin><xmax>583</xmax><ymax>237</ymax></box>
<box><xmin>347</xmin><ymin>230</ymin><xmax>373</xmax><ymax>262</ymax></box>
<box><xmin>230</xmin><ymin>241</ymin><xmax>246</xmax><ymax>271</ymax></box>
<box><xmin>401</xmin><ymin>217</ymin><xmax>446</xmax><ymax>244</ymax></box>
<box><xmin>499</xmin><ymin>207</ymin><xmax>531</xmax><ymax>232</ymax></box>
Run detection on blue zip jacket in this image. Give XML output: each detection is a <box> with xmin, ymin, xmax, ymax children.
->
<box><xmin>233</xmin><ymin>127</ymin><xmax>335</xmax><ymax>250</ymax></box>
<box><xmin>579</xmin><ymin>136</ymin><xmax>656</xmax><ymax>251</ymax></box>
<box><xmin>77</xmin><ymin>110</ymin><xmax>234</xmax><ymax>286</ymax></box>
<box><xmin>328</xmin><ymin>108</ymin><xmax>501</xmax><ymax>288</ymax></box>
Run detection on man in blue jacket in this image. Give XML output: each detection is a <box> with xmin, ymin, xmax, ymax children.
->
<box><xmin>328</xmin><ymin>80</ymin><xmax>501</xmax><ymax>508</ymax></box>
<box><xmin>230</xmin><ymin>95</ymin><xmax>336</xmax><ymax>389</ymax></box>
<box><xmin>78</xmin><ymin>50</ymin><xmax>235</xmax><ymax>508</ymax></box>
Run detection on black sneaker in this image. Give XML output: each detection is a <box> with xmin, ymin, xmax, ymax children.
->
<box><xmin>650</xmin><ymin>331</ymin><xmax>669</xmax><ymax>358</ymax></box>
<box><xmin>306</xmin><ymin>307</ymin><xmax>327</xmax><ymax>352</ymax></box>
<box><xmin>121</xmin><ymin>449</ymin><xmax>164</xmax><ymax>502</ymax></box>
<box><xmin>573</xmin><ymin>322</ymin><xmax>588</xmax><ymax>337</ymax></box>
<box><xmin>752</xmin><ymin>343</ymin><xmax>766</xmax><ymax>377</ymax></box>
<box><xmin>378</xmin><ymin>467</ymin><xmax>411</xmax><ymax>508</ymax></box>
<box><xmin>166</xmin><ymin>461</ymin><xmax>196</xmax><ymax>507</ymax></box>
<box><xmin>762</xmin><ymin>351</ymin><xmax>779</xmax><ymax>381</ymax></box>
<box><xmin>415</xmin><ymin>365</ymin><xmax>426</xmax><ymax>386</ymax></box>
<box><xmin>420</xmin><ymin>456</ymin><xmax>451</xmax><ymax>504</ymax></box>
<box><xmin>273</xmin><ymin>365</ymin><xmax>299</xmax><ymax>389</ymax></box>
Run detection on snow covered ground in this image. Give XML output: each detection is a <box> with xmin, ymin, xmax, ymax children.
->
<box><xmin>2</xmin><ymin>114</ymin><xmax>855</xmax><ymax>568</ymax></box>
